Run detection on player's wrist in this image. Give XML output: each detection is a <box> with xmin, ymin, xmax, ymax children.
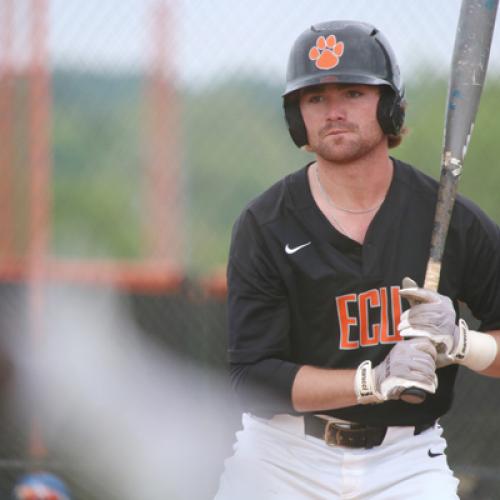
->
<box><xmin>354</xmin><ymin>360</ymin><xmax>384</xmax><ymax>405</ymax></box>
<box><xmin>447</xmin><ymin>319</ymin><xmax>497</xmax><ymax>371</ymax></box>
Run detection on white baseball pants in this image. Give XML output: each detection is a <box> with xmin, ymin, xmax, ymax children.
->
<box><xmin>214</xmin><ymin>413</ymin><xmax>459</xmax><ymax>499</ymax></box>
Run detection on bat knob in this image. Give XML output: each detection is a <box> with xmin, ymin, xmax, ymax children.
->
<box><xmin>400</xmin><ymin>387</ymin><xmax>427</xmax><ymax>404</ymax></box>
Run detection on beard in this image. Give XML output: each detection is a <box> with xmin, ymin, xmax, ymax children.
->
<box><xmin>309</xmin><ymin>121</ymin><xmax>385</xmax><ymax>164</ymax></box>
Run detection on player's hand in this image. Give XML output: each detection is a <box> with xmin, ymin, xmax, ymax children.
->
<box><xmin>355</xmin><ymin>338</ymin><xmax>438</xmax><ymax>404</ymax></box>
<box><xmin>398</xmin><ymin>277</ymin><xmax>459</xmax><ymax>367</ymax></box>
<box><xmin>398</xmin><ymin>277</ymin><xmax>498</xmax><ymax>371</ymax></box>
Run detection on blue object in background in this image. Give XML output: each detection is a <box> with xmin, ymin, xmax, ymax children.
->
<box><xmin>12</xmin><ymin>471</ymin><xmax>71</xmax><ymax>500</ymax></box>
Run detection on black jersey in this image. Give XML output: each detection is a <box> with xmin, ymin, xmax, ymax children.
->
<box><xmin>227</xmin><ymin>159</ymin><xmax>500</xmax><ymax>426</ymax></box>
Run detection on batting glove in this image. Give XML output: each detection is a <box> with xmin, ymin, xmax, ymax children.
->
<box><xmin>398</xmin><ymin>277</ymin><xmax>497</xmax><ymax>371</ymax></box>
<box><xmin>354</xmin><ymin>337</ymin><xmax>438</xmax><ymax>404</ymax></box>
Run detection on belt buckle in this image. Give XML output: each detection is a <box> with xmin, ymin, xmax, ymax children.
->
<box><xmin>323</xmin><ymin>420</ymin><xmax>344</xmax><ymax>446</ymax></box>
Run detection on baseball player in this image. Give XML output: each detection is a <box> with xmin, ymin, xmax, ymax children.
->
<box><xmin>215</xmin><ymin>21</ymin><xmax>500</xmax><ymax>499</ymax></box>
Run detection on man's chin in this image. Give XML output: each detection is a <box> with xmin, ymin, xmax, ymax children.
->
<box><xmin>314</xmin><ymin>146</ymin><xmax>363</xmax><ymax>164</ymax></box>
<box><xmin>312</xmin><ymin>137</ymin><xmax>384</xmax><ymax>164</ymax></box>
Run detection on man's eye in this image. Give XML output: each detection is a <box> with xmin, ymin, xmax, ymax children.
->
<box><xmin>308</xmin><ymin>95</ymin><xmax>324</xmax><ymax>103</ymax></box>
<box><xmin>346</xmin><ymin>90</ymin><xmax>363</xmax><ymax>98</ymax></box>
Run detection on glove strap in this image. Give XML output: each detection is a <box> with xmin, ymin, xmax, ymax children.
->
<box><xmin>451</xmin><ymin>319</ymin><xmax>498</xmax><ymax>372</ymax></box>
<box><xmin>354</xmin><ymin>360</ymin><xmax>384</xmax><ymax>405</ymax></box>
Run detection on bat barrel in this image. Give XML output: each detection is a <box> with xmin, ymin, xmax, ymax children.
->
<box><xmin>443</xmin><ymin>0</ymin><xmax>498</xmax><ymax>164</ymax></box>
<box><xmin>424</xmin><ymin>0</ymin><xmax>499</xmax><ymax>290</ymax></box>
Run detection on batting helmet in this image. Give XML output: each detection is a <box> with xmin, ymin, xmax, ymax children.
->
<box><xmin>283</xmin><ymin>20</ymin><xmax>406</xmax><ymax>148</ymax></box>
<box><xmin>12</xmin><ymin>471</ymin><xmax>72</xmax><ymax>500</ymax></box>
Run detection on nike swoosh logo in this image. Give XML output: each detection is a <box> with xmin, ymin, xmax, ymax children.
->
<box><xmin>285</xmin><ymin>242</ymin><xmax>311</xmax><ymax>255</ymax></box>
<box><xmin>428</xmin><ymin>449</ymin><xmax>444</xmax><ymax>458</ymax></box>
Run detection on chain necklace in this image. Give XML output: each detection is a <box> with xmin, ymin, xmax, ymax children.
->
<box><xmin>315</xmin><ymin>164</ymin><xmax>384</xmax><ymax>214</ymax></box>
<box><xmin>314</xmin><ymin>164</ymin><xmax>352</xmax><ymax>239</ymax></box>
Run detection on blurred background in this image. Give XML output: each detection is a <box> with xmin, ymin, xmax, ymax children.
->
<box><xmin>1</xmin><ymin>0</ymin><xmax>500</xmax><ymax>498</ymax></box>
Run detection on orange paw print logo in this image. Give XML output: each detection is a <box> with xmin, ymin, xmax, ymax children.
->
<box><xmin>308</xmin><ymin>35</ymin><xmax>344</xmax><ymax>70</ymax></box>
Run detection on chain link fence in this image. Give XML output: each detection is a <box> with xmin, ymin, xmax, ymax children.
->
<box><xmin>1</xmin><ymin>0</ymin><xmax>500</xmax><ymax>498</ymax></box>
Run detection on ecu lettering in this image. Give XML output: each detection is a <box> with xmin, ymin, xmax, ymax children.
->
<box><xmin>337</xmin><ymin>287</ymin><xmax>403</xmax><ymax>350</ymax></box>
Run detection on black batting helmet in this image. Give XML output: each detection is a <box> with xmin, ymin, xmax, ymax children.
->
<box><xmin>283</xmin><ymin>21</ymin><xmax>406</xmax><ymax>148</ymax></box>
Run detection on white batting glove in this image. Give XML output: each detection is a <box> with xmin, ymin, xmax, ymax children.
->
<box><xmin>398</xmin><ymin>277</ymin><xmax>498</xmax><ymax>371</ymax></box>
<box><xmin>398</xmin><ymin>277</ymin><xmax>458</xmax><ymax>365</ymax></box>
<box><xmin>354</xmin><ymin>338</ymin><xmax>438</xmax><ymax>404</ymax></box>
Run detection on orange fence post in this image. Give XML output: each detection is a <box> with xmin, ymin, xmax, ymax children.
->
<box><xmin>0</xmin><ymin>0</ymin><xmax>15</xmax><ymax>259</ymax></box>
<box><xmin>145</xmin><ymin>1</ymin><xmax>183</xmax><ymax>264</ymax></box>
<box><xmin>27</xmin><ymin>0</ymin><xmax>52</xmax><ymax>461</ymax></box>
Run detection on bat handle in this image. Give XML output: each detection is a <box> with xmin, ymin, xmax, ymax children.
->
<box><xmin>400</xmin><ymin>387</ymin><xmax>427</xmax><ymax>404</ymax></box>
<box><xmin>424</xmin><ymin>259</ymin><xmax>441</xmax><ymax>291</ymax></box>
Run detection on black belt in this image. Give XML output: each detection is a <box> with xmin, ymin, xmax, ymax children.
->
<box><xmin>304</xmin><ymin>415</ymin><xmax>435</xmax><ymax>449</ymax></box>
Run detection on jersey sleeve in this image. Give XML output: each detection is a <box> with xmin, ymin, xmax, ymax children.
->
<box><xmin>459</xmin><ymin>206</ymin><xmax>500</xmax><ymax>332</ymax></box>
<box><xmin>227</xmin><ymin>209</ymin><xmax>301</xmax><ymax>416</ymax></box>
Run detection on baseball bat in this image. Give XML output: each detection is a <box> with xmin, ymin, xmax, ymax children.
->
<box><xmin>401</xmin><ymin>0</ymin><xmax>499</xmax><ymax>405</ymax></box>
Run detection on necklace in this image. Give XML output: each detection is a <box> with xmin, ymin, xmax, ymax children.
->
<box><xmin>314</xmin><ymin>164</ymin><xmax>384</xmax><ymax>214</ymax></box>
<box><xmin>314</xmin><ymin>165</ymin><xmax>352</xmax><ymax>239</ymax></box>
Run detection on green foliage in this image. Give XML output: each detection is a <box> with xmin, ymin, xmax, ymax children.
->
<box><xmin>50</xmin><ymin>71</ymin><xmax>500</xmax><ymax>272</ymax></box>
<box><xmin>402</xmin><ymin>76</ymin><xmax>500</xmax><ymax>220</ymax></box>
<box><xmin>399</xmin><ymin>77</ymin><xmax>449</xmax><ymax>176</ymax></box>
<box><xmin>51</xmin><ymin>70</ymin><xmax>144</xmax><ymax>258</ymax></box>
<box><xmin>183</xmin><ymin>77</ymin><xmax>309</xmax><ymax>272</ymax></box>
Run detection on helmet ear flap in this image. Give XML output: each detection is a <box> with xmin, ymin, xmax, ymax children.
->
<box><xmin>283</xmin><ymin>96</ymin><xmax>308</xmax><ymax>148</ymax></box>
<box><xmin>377</xmin><ymin>88</ymin><xmax>405</xmax><ymax>136</ymax></box>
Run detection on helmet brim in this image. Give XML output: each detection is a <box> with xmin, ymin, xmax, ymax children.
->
<box><xmin>282</xmin><ymin>73</ymin><xmax>396</xmax><ymax>97</ymax></box>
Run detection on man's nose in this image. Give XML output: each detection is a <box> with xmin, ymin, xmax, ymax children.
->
<box><xmin>325</xmin><ymin>98</ymin><xmax>347</xmax><ymax>121</ymax></box>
